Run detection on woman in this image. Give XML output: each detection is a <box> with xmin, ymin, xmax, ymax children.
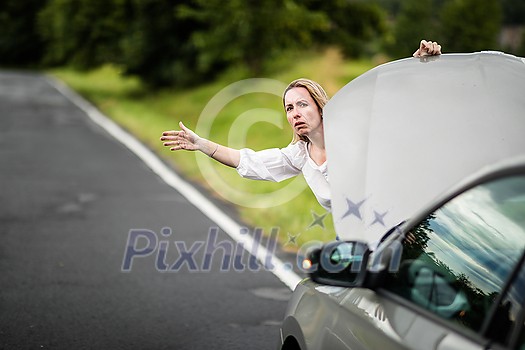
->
<box><xmin>160</xmin><ymin>40</ymin><xmax>441</xmax><ymax>211</ymax></box>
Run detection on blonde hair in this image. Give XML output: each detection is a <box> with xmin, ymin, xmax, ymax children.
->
<box><xmin>283</xmin><ymin>78</ymin><xmax>329</xmax><ymax>143</ymax></box>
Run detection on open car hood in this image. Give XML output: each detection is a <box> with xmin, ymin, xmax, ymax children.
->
<box><xmin>324</xmin><ymin>52</ymin><xmax>525</xmax><ymax>245</ymax></box>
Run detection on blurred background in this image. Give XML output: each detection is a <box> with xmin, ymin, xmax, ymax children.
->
<box><xmin>2</xmin><ymin>0</ymin><xmax>524</xmax><ymax>247</ymax></box>
<box><xmin>1</xmin><ymin>0</ymin><xmax>524</xmax><ymax>86</ymax></box>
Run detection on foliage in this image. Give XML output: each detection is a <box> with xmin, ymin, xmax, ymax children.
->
<box><xmin>3</xmin><ymin>0</ymin><xmax>524</xmax><ymax>85</ymax></box>
<box><xmin>388</xmin><ymin>0</ymin><xmax>507</xmax><ymax>57</ymax></box>
<box><xmin>0</xmin><ymin>0</ymin><xmax>48</xmax><ymax>67</ymax></box>
<box><xmin>2</xmin><ymin>0</ymin><xmax>389</xmax><ymax>87</ymax></box>
<box><xmin>304</xmin><ymin>0</ymin><xmax>387</xmax><ymax>58</ymax></box>
<box><xmin>177</xmin><ymin>0</ymin><xmax>329</xmax><ymax>75</ymax></box>
<box><xmin>388</xmin><ymin>0</ymin><xmax>442</xmax><ymax>58</ymax></box>
<box><xmin>501</xmin><ymin>0</ymin><xmax>525</xmax><ymax>25</ymax></box>
<box><xmin>440</xmin><ymin>0</ymin><xmax>502</xmax><ymax>52</ymax></box>
<box><xmin>38</xmin><ymin>0</ymin><xmax>130</xmax><ymax>68</ymax></box>
<box><xmin>119</xmin><ymin>0</ymin><xmax>201</xmax><ymax>87</ymax></box>
<box><xmin>372</xmin><ymin>0</ymin><xmax>403</xmax><ymax>17</ymax></box>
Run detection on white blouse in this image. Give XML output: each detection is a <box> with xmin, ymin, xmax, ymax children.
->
<box><xmin>236</xmin><ymin>140</ymin><xmax>331</xmax><ymax>211</ymax></box>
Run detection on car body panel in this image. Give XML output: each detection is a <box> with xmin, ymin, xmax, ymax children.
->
<box><xmin>324</xmin><ymin>52</ymin><xmax>525</xmax><ymax>244</ymax></box>
<box><xmin>281</xmin><ymin>280</ymin><xmax>487</xmax><ymax>350</ymax></box>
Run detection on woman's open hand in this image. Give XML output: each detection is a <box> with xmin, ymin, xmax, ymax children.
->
<box><xmin>160</xmin><ymin>121</ymin><xmax>202</xmax><ymax>152</ymax></box>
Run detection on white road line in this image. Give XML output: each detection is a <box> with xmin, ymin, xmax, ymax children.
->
<box><xmin>45</xmin><ymin>75</ymin><xmax>302</xmax><ymax>291</ymax></box>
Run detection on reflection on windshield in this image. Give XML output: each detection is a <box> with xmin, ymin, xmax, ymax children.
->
<box><xmin>429</xmin><ymin>176</ymin><xmax>525</xmax><ymax>295</ymax></box>
<box><xmin>391</xmin><ymin>175</ymin><xmax>525</xmax><ymax>334</ymax></box>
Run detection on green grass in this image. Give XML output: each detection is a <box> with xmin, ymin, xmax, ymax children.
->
<box><xmin>49</xmin><ymin>48</ymin><xmax>377</xmax><ymax>250</ymax></box>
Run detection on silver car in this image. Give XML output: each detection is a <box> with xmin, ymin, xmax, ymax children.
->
<box><xmin>278</xmin><ymin>52</ymin><xmax>525</xmax><ymax>350</ymax></box>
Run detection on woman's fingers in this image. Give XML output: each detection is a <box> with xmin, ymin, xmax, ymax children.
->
<box><xmin>161</xmin><ymin>139</ymin><xmax>184</xmax><ymax>151</ymax></box>
<box><xmin>413</xmin><ymin>40</ymin><xmax>442</xmax><ymax>57</ymax></box>
<box><xmin>160</xmin><ymin>135</ymin><xmax>182</xmax><ymax>141</ymax></box>
<box><xmin>162</xmin><ymin>141</ymin><xmax>178</xmax><ymax>146</ymax></box>
<box><xmin>160</xmin><ymin>129</ymin><xmax>186</xmax><ymax>142</ymax></box>
<box><xmin>431</xmin><ymin>42</ymin><xmax>442</xmax><ymax>54</ymax></box>
<box><xmin>160</xmin><ymin>131</ymin><xmax>177</xmax><ymax>142</ymax></box>
<box><xmin>161</xmin><ymin>130</ymin><xmax>182</xmax><ymax>138</ymax></box>
<box><xmin>160</xmin><ymin>130</ymin><xmax>181</xmax><ymax>150</ymax></box>
<box><xmin>426</xmin><ymin>41</ymin><xmax>441</xmax><ymax>53</ymax></box>
<box><xmin>413</xmin><ymin>40</ymin><xmax>428</xmax><ymax>57</ymax></box>
<box><xmin>161</xmin><ymin>123</ymin><xmax>199</xmax><ymax>152</ymax></box>
<box><xmin>425</xmin><ymin>41</ymin><xmax>438</xmax><ymax>53</ymax></box>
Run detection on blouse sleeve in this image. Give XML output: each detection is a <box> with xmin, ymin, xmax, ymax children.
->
<box><xmin>236</xmin><ymin>142</ymin><xmax>307</xmax><ymax>182</ymax></box>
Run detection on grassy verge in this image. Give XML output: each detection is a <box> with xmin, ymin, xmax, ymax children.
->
<box><xmin>49</xmin><ymin>48</ymin><xmax>378</xmax><ymax>250</ymax></box>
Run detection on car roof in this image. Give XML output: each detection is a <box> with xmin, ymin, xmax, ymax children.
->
<box><xmin>324</xmin><ymin>52</ymin><xmax>525</xmax><ymax>245</ymax></box>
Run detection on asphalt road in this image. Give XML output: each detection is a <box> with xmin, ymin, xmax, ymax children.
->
<box><xmin>0</xmin><ymin>71</ymin><xmax>292</xmax><ymax>349</ymax></box>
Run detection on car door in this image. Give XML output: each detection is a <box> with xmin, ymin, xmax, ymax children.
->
<box><xmin>374</xmin><ymin>172</ymin><xmax>525</xmax><ymax>350</ymax></box>
<box><xmin>483</xmin><ymin>258</ymin><xmax>525</xmax><ymax>350</ymax></box>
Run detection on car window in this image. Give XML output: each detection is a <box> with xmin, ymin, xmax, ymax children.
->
<box><xmin>383</xmin><ymin>175</ymin><xmax>525</xmax><ymax>339</ymax></box>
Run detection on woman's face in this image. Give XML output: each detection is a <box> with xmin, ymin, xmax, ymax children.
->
<box><xmin>284</xmin><ymin>87</ymin><xmax>323</xmax><ymax>138</ymax></box>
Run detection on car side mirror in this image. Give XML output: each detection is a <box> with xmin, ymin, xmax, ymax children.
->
<box><xmin>303</xmin><ymin>241</ymin><xmax>371</xmax><ymax>288</ymax></box>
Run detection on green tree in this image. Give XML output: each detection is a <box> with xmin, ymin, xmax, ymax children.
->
<box><xmin>38</xmin><ymin>0</ymin><xmax>130</xmax><ymax>68</ymax></box>
<box><xmin>178</xmin><ymin>0</ymin><xmax>329</xmax><ymax>75</ymax></box>
<box><xmin>501</xmin><ymin>0</ymin><xmax>525</xmax><ymax>25</ymax></box>
<box><xmin>389</xmin><ymin>0</ymin><xmax>441</xmax><ymax>58</ymax></box>
<box><xmin>119</xmin><ymin>0</ymin><xmax>199</xmax><ymax>87</ymax></box>
<box><xmin>373</xmin><ymin>0</ymin><xmax>403</xmax><ymax>17</ymax></box>
<box><xmin>440</xmin><ymin>0</ymin><xmax>502</xmax><ymax>52</ymax></box>
<box><xmin>305</xmin><ymin>0</ymin><xmax>387</xmax><ymax>58</ymax></box>
<box><xmin>0</xmin><ymin>0</ymin><xmax>48</xmax><ymax>67</ymax></box>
